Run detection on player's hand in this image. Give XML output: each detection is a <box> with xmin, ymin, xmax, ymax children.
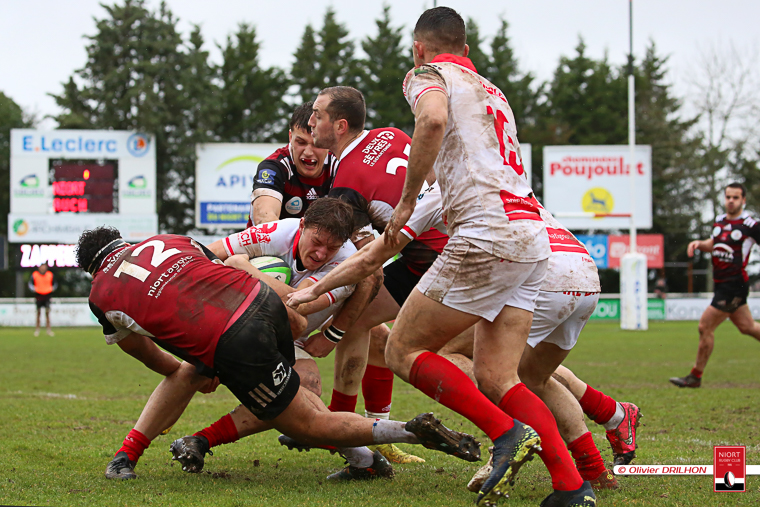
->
<box><xmin>303</xmin><ymin>332</ymin><xmax>337</xmax><ymax>358</ymax></box>
<box><xmin>198</xmin><ymin>376</ymin><xmax>220</xmax><ymax>394</ymax></box>
<box><xmin>687</xmin><ymin>240</ymin><xmax>700</xmax><ymax>258</ymax></box>
<box><xmin>384</xmin><ymin>200</ymin><xmax>415</xmax><ymax>246</ymax></box>
<box><xmin>286</xmin><ymin>287</ymin><xmax>319</xmax><ymax>307</ymax></box>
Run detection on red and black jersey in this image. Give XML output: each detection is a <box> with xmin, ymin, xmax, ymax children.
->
<box><xmin>249</xmin><ymin>145</ymin><xmax>337</xmax><ymax>226</ymax></box>
<box><xmin>710</xmin><ymin>212</ymin><xmax>760</xmax><ymax>283</ymax></box>
<box><xmin>88</xmin><ymin>235</ymin><xmax>259</xmax><ymax>374</ymax></box>
<box><xmin>331</xmin><ymin>128</ymin><xmax>449</xmax><ymax>273</ymax></box>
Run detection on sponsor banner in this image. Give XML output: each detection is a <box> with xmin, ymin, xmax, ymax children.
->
<box><xmin>8</xmin><ymin>213</ymin><xmax>157</xmax><ymax>244</ymax></box>
<box><xmin>715</xmin><ymin>446</ymin><xmax>746</xmax><ymax>492</ymax></box>
<box><xmin>0</xmin><ymin>301</ymin><xmax>99</xmax><ymax>327</ymax></box>
<box><xmin>18</xmin><ymin>244</ymin><xmax>78</xmax><ymax>268</ymax></box>
<box><xmin>613</xmin><ymin>465</ymin><xmax>760</xmax><ymax>476</ymax></box>
<box><xmin>575</xmin><ymin>234</ymin><xmax>608</xmax><ymax>269</ymax></box>
<box><xmin>195</xmin><ymin>143</ymin><xmax>281</xmax><ymax>229</ymax></box>
<box><xmin>10</xmin><ymin>129</ymin><xmax>156</xmax><ymax>217</ymax></box>
<box><xmin>543</xmin><ymin>145</ymin><xmax>652</xmax><ymax>230</ymax></box>
<box><xmin>200</xmin><ymin>202</ymin><xmax>250</xmax><ymax>225</ymax></box>
<box><xmin>590</xmin><ymin>298</ymin><xmax>620</xmax><ymax>320</ymax></box>
<box><xmin>608</xmin><ymin>234</ymin><xmax>664</xmax><ymax>269</ymax></box>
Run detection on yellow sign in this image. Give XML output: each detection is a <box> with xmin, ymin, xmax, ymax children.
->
<box><xmin>582</xmin><ymin>187</ymin><xmax>614</xmax><ymax>214</ymax></box>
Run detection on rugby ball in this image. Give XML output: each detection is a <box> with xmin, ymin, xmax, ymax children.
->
<box><xmin>249</xmin><ymin>256</ymin><xmax>291</xmax><ymax>285</ymax></box>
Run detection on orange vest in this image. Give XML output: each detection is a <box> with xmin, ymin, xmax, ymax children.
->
<box><xmin>32</xmin><ymin>271</ymin><xmax>54</xmax><ymax>295</ymax></box>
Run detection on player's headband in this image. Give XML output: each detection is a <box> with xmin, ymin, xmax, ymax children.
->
<box><xmin>86</xmin><ymin>239</ymin><xmax>127</xmax><ymax>275</ymax></box>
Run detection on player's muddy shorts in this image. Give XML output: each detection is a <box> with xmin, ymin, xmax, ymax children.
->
<box><xmin>527</xmin><ymin>291</ymin><xmax>600</xmax><ymax>350</ymax></box>
<box><xmin>214</xmin><ymin>283</ymin><xmax>300</xmax><ymax>421</ymax></box>
<box><xmin>711</xmin><ymin>281</ymin><xmax>749</xmax><ymax>313</ymax></box>
<box><xmin>416</xmin><ymin>236</ymin><xmax>548</xmax><ymax>322</ymax></box>
<box><xmin>384</xmin><ymin>259</ymin><xmax>424</xmax><ymax>307</ymax></box>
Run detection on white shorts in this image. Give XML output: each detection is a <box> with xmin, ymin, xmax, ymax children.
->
<box><xmin>526</xmin><ymin>291</ymin><xmax>600</xmax><ymax>350</ymax></box>
<box><xmin>416</xmin><ymin>236</ymin><xmax>548</xmax><ymax>322</ymax></box>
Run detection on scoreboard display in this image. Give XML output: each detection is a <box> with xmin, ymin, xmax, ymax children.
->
<box><xmin>50</xmin><ymin>161</ymin><xmax>118</xmax><ymax>213</ymax></box>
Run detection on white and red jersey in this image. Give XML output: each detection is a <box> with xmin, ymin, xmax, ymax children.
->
<box><xmin>222</xmin><ymin>218</ymin><xmax>356</xmax><ymax>307</ymax></box>
<box><xmin>400</xmin><ymin>183</ymin><xmax>599</xmax><ymax>293</ymax></box>
<box><xmin>403</xmin><ymin>55</ymin><xmax>549</xmax><ymax>263</ymax></box>
<box><xmin>537</xmin><ymin>206</ymin><xmax>601</xmax><ymax>293</ymax></box>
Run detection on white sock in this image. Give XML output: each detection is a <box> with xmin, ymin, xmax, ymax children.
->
<box><xmin>337</xmin><ymin>446</ymin><xmax>375</xmax><ymax>468</ymax></box>
<box><xmin>603</xmin><ymin>403</ymin><xmax>625</xmax><ymax>431</ymax></box>
<box><xmin>371</xmin><ymin>419</ymin><xmax>418</xmax><ymax>445</ymax></box>
<box><xmin>365</xmin><ymin>410</ymin><xmax>390</xmax><ymax>420</ymax></box>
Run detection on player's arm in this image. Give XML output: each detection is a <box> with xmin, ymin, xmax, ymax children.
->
<box><xmin>207</xmin><ymin>228</ymin><xmax>265</xmax><ymax>261</ymax></box>
<box><xmin>116</xmin><ymin>332</ymin><xmax>182</xmax><ymax>377</ymax></box>
<box><xmin>385</xmin><ymin>91</ymin><xmax>448</xmax><ymax>245</ymax></box>
<box><xmin>225</xmin><ymin>254</ymin><xmax>293</xmax><ymax>298</ymax></box>
<box><xmin>253</xmin><ymin>196</ymin><xmax>282</xmax><ymax>225</ymax></box>
<box><xmin>687</xmin><ymin>238</ymin><xmax>714</xmax><ymax>257</ymax></box>
<box><xmin>288</xmin><ymin>231</ymin><xmax>411</xmax><ymax>307</ymax></box>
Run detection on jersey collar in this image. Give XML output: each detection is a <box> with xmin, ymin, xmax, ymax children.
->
<box><xmin>431</xmin><ymin>53</ymin><xmax>477</xmax><ymax>73</ymax></box>
<box><xmin>338</xmin><ymin>130</ymin><xmax>369</xmax><ymax>163</ymax></box>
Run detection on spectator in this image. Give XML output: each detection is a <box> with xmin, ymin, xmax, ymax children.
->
<box><xmin>654</xmin><ymin>277</ymin><xmax>668</xmax><ymax>299</ymax></box>
<box><xmin>29</xmin><ymin>262</ymin><xmax>57</xmax><ymax>336</ymax></box>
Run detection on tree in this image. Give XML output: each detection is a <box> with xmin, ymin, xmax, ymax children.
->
<box><xmin>51</xmin><ymin>0</ymin><xmax>217</xmax><ymax>233</ymax></box>
<box><xmin>291</xmin><ymin>8</ymin><xmax>360</xmax><ymax>104</ymax></box>
<box><xmin>465</xmin><ymin>18</ymin><xmax>490</xmax><ymax>77</ymax></box>
<box><xmin>0</xmin><ymin>91</ymin><xmax>34</xmax><ymax>237</ymax></box>
<box><xmin>359</xmin><ymin>5</ymin><xmax>414</xmax><ymax>132</ymax></box>
<box><xmin>217</xmin><ymin>23</ymin><xmax>290</xmax><ymax>143</ymax></box>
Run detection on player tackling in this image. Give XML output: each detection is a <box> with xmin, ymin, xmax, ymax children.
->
<box><xmin>670</xmin><ymin>182</ymin><xmax>760</xmax><ymax>387</ymax></box>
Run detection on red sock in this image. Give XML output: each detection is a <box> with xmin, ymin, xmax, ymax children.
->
<box><xmin>362</xmin><ymin>365</ymin><xmax>394</xmax><ymax>415</ymax></box>
<box><xmin>328</xmin><ymin>389</ymin><xmax>358</xmax><ymax>413</ymax></box>
<box><xmin>193</xmin><ymin>414</ymin><xmax>239</xmax><ymax>448</ymax></box>
<box><xmin>578</xmin><ymin>385</ymin><xmax>617</xmax><ymax>425</ymax></box>
<box><xmin>568</xmin><ymin>432</ymin><xmax>607</xmax><ymax>481</ymax></box>
<box><xmin>498</xmin><ymin>384</ymin><xmax>583</xmax><ymax>491</ymax></box>
<box><xmin>117</xmin><ymin>428</ymin><xmax>151</xmax><ymax>463</ymax></box>
<box><xmin>690</xmin><ymin>367</ymin><xmax>703</xmax><ymax>379</ymax></box>
<box><xmin>409</xmin><ymin>351</ymin><xmax>514</xmax><ymax>441</ymax></box>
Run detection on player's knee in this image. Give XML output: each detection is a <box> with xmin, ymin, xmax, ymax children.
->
<box><xmin>697</xmin><ymin>322</ymin><xmax>712</xmax><ymax>336</ymax></box>
<box><xmin>369</xmin><ymin>325</ymin><xmax>389</xmax><ymax>354</ymax></box>
<box><xmin>301</xmin><ymin>371</ymin><xmax>322</xmax><ymax>397</ymax></box>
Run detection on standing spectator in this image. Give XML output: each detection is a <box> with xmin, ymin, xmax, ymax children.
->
<box><xmin>29</xmin><ymin>262</ymin><xmax>57</xmax><ymax>336</ymax></box>
<box><xmin>654</xmin><ymin>277</ymin><xmax>668</xmax><ymax>299</ymax></box>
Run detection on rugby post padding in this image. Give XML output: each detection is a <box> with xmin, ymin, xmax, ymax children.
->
<box><xmin>620</xmin><ymin>252</ymin><xmax>648</xmax><ymax>330</ymax></box>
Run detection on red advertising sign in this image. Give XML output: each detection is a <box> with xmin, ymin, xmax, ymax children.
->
<box><xmin>608</xmin><ymin>234</ymin><xmax>664</xmax><ymax>269</ymax></box>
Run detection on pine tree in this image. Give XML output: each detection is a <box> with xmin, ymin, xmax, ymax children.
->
<box><xmin>465</xmin><ymin>18</ymin><xmax>490</xmax><ymax>77</ymax></box>
<box><xmin>359</xmin><ymin>5</ymin><xmax>414</xmax><ymax>132</ymax></box>
<box><xmin>217</xmin><ymin>23</ymin><xmax>289</xmax><ymax>143</ymax></box>
<box><xmin>0</xmin><ymin>91</ymin><xmax>34</xmax><ymax>237</ymax></box>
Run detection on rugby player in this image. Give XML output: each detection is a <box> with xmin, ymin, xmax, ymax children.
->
<box><xmin>248</xmin><ymin>102</ymin><xmax>336</xmax><ymax>225</ymax></box>
<box><xmin>670</xmin><ymin>182</ymin><xmax>760</xmax><ymax>387</ymax></box>
<box><xmin>305</xmin><ymin>86</ymin><xmax>447</xmax><ymax>463</ymax></box>
<box><xmin>385</xmin><ymin>8</ymin><xmax>592</xmax><ymax>505</ymax></box>
<box><xmin>79</xmin><ymin>223</ymin><xmax>479</xmax><ymax>482</ymax></box>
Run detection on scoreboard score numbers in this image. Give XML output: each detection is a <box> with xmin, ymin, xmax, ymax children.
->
<box><xmin>50</xmin><ymin>161</ymin><xmax>118</xmax><ymax>213</ymax></box>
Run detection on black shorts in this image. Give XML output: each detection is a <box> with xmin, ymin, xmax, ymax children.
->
<box><xmin>213</xmin><ymin>283</ymin><xmax>300</xmax><ymax>421</ymax></box>
<box><xmin>383</xmin><ymin>259</ymin><xmax>424</xmax><ymax>308</ymax></box>
<box><xmin>710</xmin><ymin>281</ymin><xmax>749</xmax><ymax>314</ymax></box>
<box><xmin>35</xmin><ymin>294</ymin><xmax>52</xmax><ymax>309</ymax></box>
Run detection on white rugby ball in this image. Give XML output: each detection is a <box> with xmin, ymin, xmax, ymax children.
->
<box><xmin>249</xmin><ymin>256</ymin><xmax>291</xmax><ymax>285</ymax></box>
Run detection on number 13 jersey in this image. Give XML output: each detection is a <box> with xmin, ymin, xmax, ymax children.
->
<box><xmin>403</xmin><ymin>56</ymin><xmax>549</xmax><ymax>263</ymax></box>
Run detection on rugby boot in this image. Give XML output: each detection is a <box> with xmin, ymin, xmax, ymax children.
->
<box><xmin>476</xmin><ymin>421</ymin><xmax>541</xmax><ymax>507</ymax></box>
<box><xmin>467</xmin><ymin>446</ymin><xmax>494</xmax><ymax>493</ymax></box>
<box><xmin>605</xmin><ymin>402</ymin><xmax>641</xmax><ymax>467</ymax></box>
<box><xmin>588</xmin><ymin>469</ymin><xmax>619</xmax><ymax>490</ymax></box>
<box><xmin>105</xmin><ymin>451</ymin><xmax>137</xmax><ymax>480</ymax></box>
<box><xmin>405</xmin><ymin>412</ymin><xmax>481</xmax><ymax>462</ymax></box>
<box><xmin>170</xmin><ymin>435</ymin><xmax>212</xmax><ymax>473</ymax></box>
<box><xmin>326</xmin><ymin>450</ymin><xmax>395</xmax><ymax>480</ymax></box>
<box><xmin>369</xmin><ymin>443</ymin><xmax>425</xmax><ymax>463</ymax></box>
<box><xmin>669</xmin><ymin>373</ymin><xmax>701</xmax><ymax>388</ymax></box>
<box><xmin>277</xmin><ymin>434</ymin><xmax>339</xmax><ymax>455</ymax></box>
<box><xmin>540</xmin><ymin>481</ymin><xmax>596</xmax><ymax>507</ymax></box>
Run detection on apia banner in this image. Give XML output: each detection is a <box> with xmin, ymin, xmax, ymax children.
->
<box><xmin>195</xmin><ymin>143</ymin><xmax>281</xmax><ymax>229</ymax></box>
<box><xmin>543</xmin><ymin>145</ymin><xmax>652</xmax><ymax>230</ymax></box>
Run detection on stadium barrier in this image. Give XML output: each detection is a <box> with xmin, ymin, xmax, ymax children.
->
<box><xmin>3</xmin><ymin>294</ymin><xmax>760</xmax><ymax>326</ymax></box>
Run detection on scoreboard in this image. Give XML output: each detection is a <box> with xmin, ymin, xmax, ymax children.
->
<box><xmin>51</xmin><ymin>162</ymin><xmax>118</xmax><ymax>213</ymax></box>
<box><xmin>9</xmin><ymin>129</ymin><xmax>158</xmax><ymax>244</ymax></box>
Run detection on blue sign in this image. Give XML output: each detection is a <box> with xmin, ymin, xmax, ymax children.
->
<box><xmin>576</xmin><ymin>234</ymin><xmax>609</xmax><ymax>269</ymax></box>
<box><xmin>200</xmin><ymin>202</ymin><xmax>250</xmax><ymax>225</ymax></box>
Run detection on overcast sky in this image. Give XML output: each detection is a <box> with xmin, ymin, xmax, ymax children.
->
<box><xmin>1</xmin><ymin>0</ymin><xmax>758</xmax><ymax>128</ymax></box>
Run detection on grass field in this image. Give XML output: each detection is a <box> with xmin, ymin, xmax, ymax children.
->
<box><xmin>0</xmin><ymin>321</ymin><xmax>758</xmax><ymax>506</ymax></box>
